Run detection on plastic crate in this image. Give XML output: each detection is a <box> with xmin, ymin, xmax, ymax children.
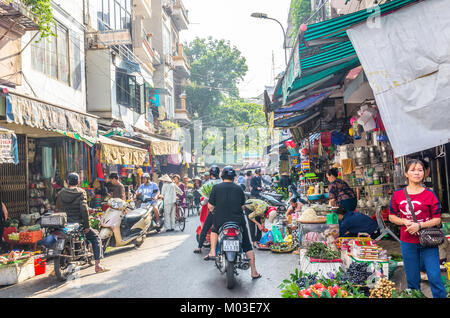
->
<box><xmin>19</xmin><ymin>230</ymin><xmax>43</xmax><ymax>244</ymax></box>
<box><xmin>34</xmin><ymin>258</ymin><xmax>46</xmax><ymax>276</ymax></box>
<box><xmin>3</xmin><ymin>227</ymin><xmax>17</xmax><ymax>243</ymax></box>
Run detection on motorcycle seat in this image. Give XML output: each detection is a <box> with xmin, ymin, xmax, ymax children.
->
<box><xmin>123</xmin><ymin>208</ymin><xmax>148</xmax><ymax>225</ymax></box>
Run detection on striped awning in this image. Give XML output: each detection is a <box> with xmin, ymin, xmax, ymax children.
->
<box><xmin>273</xmin><ymin>0</ymin><xmax>422</xmax><ymax>106</ymax></box>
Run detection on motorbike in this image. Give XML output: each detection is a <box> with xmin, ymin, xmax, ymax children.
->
<box><xmin>131</xmin><ymin>189</ymin><xmax>164</xmax><ymax>234</ymax></box>
<box><xmin>40</xmin><ymin>213</ymin><xmax>94</xmax><ymax>281</ymax></box>
<box><xmin>195</xmin><ymin>196</ymin><xmax>211</xmax><ymax>247</ymax></box>
<box><xmin>99</xmin><ymin>198</ymin><xmax>152</xmax><ymax>252</ymax></box>
<box><xmin>215</xmin><ymin>222</ymin><xmax>250</xmax><ymax>289</ymax></box>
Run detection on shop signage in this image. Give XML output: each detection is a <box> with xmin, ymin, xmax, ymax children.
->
<box><xmin>0</xmin><ymin>128</ymin><xmax>17</xmax><ymax>164</ymax></box>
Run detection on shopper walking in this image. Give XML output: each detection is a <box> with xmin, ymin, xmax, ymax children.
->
<box><xmin>160</xmin><ymin>174</ymin><xmax>182</xmax><ymax>232</ymax></box>
<box><xmin>389</xmin><ymin>159</ymin><xmax>446</xmax><ymax>298</ymax></box>
<box><xmin>173</xmin><ymin>174</ymin><xmax>186</xmax><ymax>209</ymax></box>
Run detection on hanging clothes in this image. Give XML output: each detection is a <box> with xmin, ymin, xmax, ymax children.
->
<box><xmin>42</xmin><ymin>147</ymin><xmax>53</xmax><ymax>179</ymax></box>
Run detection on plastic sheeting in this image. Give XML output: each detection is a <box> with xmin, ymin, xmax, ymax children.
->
<box><xmin>347</xmin><ymin>0</ymin><xmax>450</xmax><ymax>157</ymax></box>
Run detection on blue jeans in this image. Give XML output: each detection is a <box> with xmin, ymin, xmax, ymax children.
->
<box><xmin>400</xmin><ymin>241</ymin><xmax>446</xmax><ymax>298</ymax></box>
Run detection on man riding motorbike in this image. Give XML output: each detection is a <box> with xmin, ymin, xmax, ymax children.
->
<box><xmin>205</xmin><ymin>166</ymin><xmax>261</xmax><ymax>280</ymax></box>
<box><xmin>136</xmin><ymin>173</ymin><xmax>161</xmax><ymax>227</ymax></box>
<box><xmin>55</xmin><ymin>173</ymin><xmax>109</xmax><ymax>273</ymax></box>
<box><xmin>193</xmin><ymin>165</ymin><xmax>221</xmax><ymax>255</ymax></box>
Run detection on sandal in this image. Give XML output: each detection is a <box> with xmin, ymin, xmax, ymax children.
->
<box><xmin>95</xmin><ymin>267</ymin><xmax>111</xmax><ymax>274</ymax></box>
<box><xmin>193</xmin><ymin>249</ymin><xmax>201</xmax><ymax>254</ymax></box>
<box><xmin>252</xmin><ymin>274</ymin><xmax>262</xmax><ymax>280</ymax></box>
<box><xmin>203</xmin><ymin>255</ymin><xmax>215</xmax><ymax>261</ymax></box>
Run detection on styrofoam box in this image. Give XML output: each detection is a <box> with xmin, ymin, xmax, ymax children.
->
<box><xmin>0</xmin><ymin>258</ymin><xmax>35</xmax><ymax>285</ymax></box>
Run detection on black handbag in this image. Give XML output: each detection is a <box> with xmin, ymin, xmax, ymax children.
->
<box><xmin>403</xmin><ymin>188</ymin><xmax>445</xmax><ymax>248</ymax></box>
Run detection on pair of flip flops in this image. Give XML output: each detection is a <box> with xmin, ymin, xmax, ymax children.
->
<box><xmin>252</xmin><ymin>274</ymin><xmax>262</xmax><ymax>280</ymax></box>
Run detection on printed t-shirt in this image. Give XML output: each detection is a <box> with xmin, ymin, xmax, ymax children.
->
<box><xmin>389</xmin><ymin>188</ymin><xmax>442</xmax><ymax>244</ymax></box>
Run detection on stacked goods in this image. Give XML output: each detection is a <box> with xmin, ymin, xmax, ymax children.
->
<box><xmin>19</xmin><ymin>230</ymin><xmax>43</xmax><ymax>244</ymax></box>
<box><xmin>369</xmin><ymin>278</ymin><xmax>396</xmax><ymax>298</ymax></box>
<box><xmin>351</xmin><ymin>240</ymin><xmax>388</xmax><ymax>261</ymax></box>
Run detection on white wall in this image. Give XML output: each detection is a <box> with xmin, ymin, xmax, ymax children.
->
<box><xmin>86</xmin><ymin>49</ymin><xmax>113</xmax><ymax>114</ymax></box>
<box><xmin>18</xmin><ymin>2</ymin><xmax>87</xmax><ymax>113</ymax></box>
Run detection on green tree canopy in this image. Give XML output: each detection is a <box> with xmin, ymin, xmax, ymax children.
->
<box><xmin>16</xmin><ymin>0</ymin><xmax>55</xmax><ymax>39</ymax></box>
<box><xmin>289</xmin><ymin>0</ymin><xmax>312</xmax><ymax>38</ymax></box>
<box><xmin>184</xmin><ymin>37</ymin><xmax>248</xmax><ymax>121</ymax></box>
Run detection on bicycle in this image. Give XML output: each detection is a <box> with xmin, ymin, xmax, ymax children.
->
<box><xmin>175</xmin><ymin>200</ymin><xmax>186</xmax><ymax>232</ymax></box>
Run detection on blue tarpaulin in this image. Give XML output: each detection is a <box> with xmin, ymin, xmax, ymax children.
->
<box><xmin>274</xmin><ymin>90</ymin><xmax>333</xmax><ymax>114</ymax></box>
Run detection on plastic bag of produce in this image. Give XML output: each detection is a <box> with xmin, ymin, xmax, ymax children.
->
<box><xmin>260</xmin><ymin>231</ymin><xmax>273</xmax><ymax>245</ymax></box>
<box><xmin>272</xmin><ymin>225</ymin><xmax>285</xmax><ymax>243</ymax></box>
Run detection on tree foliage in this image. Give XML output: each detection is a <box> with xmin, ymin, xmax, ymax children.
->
<box><xmin>13</xmin><ymin>0</ymin><xmax>56</xmax><ymax>39</ymax></box>
<box><xmin>184</xmin><ymin>37</ymin><xmax>248</xmax><ymax>121</ymax></box>
<box><xmin>289</xmin><ymin>0</ymin><xmax>312</xmax><ymax>38</ymax></box>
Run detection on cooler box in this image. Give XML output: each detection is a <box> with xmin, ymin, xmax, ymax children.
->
<box><xmin>0</xmin><ymin>258</ymin><xmax>35</xmax><ymax>285</ymax></box>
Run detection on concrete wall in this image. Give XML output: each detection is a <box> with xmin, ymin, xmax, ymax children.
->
<box><xmin>86</xmin><ymin>49</ymin><xmax>113</xmax><ymax>115</ymax></box>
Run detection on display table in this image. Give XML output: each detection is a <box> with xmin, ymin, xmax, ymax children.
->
<box><xmin>298</xmin><ymin>249</ymin><xmax>343</xmax><ymax>276</ymax></box>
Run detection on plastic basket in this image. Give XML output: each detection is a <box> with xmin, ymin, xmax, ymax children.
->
<box><xmin>34</xmin><ymin>258</ymin><xmax>46</xmax><ymax>276</ymax></box>
<box><xmin>19</xmin><ymin>230</ymin><xmax>43</xmax><ymax>244</ymax></box>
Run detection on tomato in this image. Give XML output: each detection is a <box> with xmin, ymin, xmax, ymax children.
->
<box><xmin>314</xmin><ymin>283</ymin><xmax>325</xmax><ymax>289</ymax></box>
<box><xmin>332</xmin><ymin>285</ymin><xmax>340</xmax><ymax>294</ymax></box>
<box><xmin>342</xmin><ymin>290</ymin><xmax>348</xmax><ymax>298</ymax></box>
<box><xmin>304</xmin><ymin>289</ymin><xmax>312</xmax><ymax>296</ymax></box>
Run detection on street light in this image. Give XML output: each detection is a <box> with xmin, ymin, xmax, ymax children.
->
<box><xmin>251</xmin><ymin>12</ymin><xmax>288</xmax><ymax>66</ymax></box>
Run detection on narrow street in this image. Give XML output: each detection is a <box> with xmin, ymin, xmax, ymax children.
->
<box><xmin>0</xmin><ymin>214</ymin><xmax>298</xmax><ymax>298</ymax></box>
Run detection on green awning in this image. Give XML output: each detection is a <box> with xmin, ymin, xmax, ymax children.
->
<box><xmin>274</xmin><ymin>0</ymin><xmax>422</xmax><ymax>104</ymax></box>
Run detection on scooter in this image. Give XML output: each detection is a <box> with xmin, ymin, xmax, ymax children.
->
<box><xmin>99</xmin><ymin>198</ymin><xmax>152</xmax><ymax>252</ymax></box>
<box><xmin>215</xmin><ymin>222</ymin><xmax>250</xmax><ymax>289</ymax></box>
<box><xmin>132</xmin><ymin>190</ymin><xmax>164</xmax><ymax>234</ymax></box>
<box><xmin>195</xmin><ymin>196</ymin><xmax>211</xmax><ymax>247</ymax></box>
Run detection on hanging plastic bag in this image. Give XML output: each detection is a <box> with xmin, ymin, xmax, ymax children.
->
<box><xmin>272</xmin><ymin>225</ymin><xmax>285</xmax><ymax>243</ymax></box>
<box><xmin>260</xmin><ymin>231</ymin><xmax>273</xmax><ymax>245</ymax></box>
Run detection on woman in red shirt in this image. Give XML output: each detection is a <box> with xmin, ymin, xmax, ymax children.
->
<box><xmin>389</xmin><ymin>159</ymin><xmax>446</xmax><ymax>298</ymax></box>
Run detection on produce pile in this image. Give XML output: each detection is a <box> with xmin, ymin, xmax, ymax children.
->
<box><xmin>279</xmin><ymin>267</ymin><xmax>439</xmax><ymax>298</ymax></box>
<box><xmin>369</xmin><ymin>278</ymin><xmax>396</xmax><ymax>298</ymax></box>
<box><xmin>306</xmin><ymin>242</ymin><xmax>340</xmax><ymax>260</ymax></box>
<box><xmin>0</xmin><ymin>251</ymin><xmax>32</xmax><ymax>265</ymax></box>
<box><xmin>340</xmin><ymin>262</ymin><xmax>372</xmax><ymax>285</ymax></box>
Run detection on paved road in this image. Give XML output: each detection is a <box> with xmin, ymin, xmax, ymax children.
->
<box><xmin>0</xmin><ymin>213</ymin><xmax>299</xmax><ymax>298</ymax></box>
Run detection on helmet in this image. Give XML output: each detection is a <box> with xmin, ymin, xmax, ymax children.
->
<box><xmin>67</xmin><ymin>172</ymin><xmax>80</xmax><ymax>186</ymax></box>
<box><xmin>193</xmin><ymin>176</ymin><xmax>202</xmax><ymax>181</ymax></box>
<box><xmin>209</xmin><ymin>165</ymin><xmax>220</xmax><ymax>178</ymax></box>
<box><xmin>255</xmin><ymin>168</ymin><xmax>262</xmax><ymax>174</ymax></box>
<box><xmin>221</xmin><ymin>166</ymin><xmax>236</xmax><ymax>180</ymax></box>
<box><xmin>142</xmin><ymin>173</ymin><xmax>150</xmax><ymax>179</ymax></box>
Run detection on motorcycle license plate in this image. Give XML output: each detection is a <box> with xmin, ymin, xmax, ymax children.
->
<box><xmin>57</xmin><ymin>239</ymin><xmax>65</xmax><ymax>250</ymax></box>
<box><xmin>223</xmin><ymin>240</ymin><xmax>239</xmax><ymax>252</ymax></box>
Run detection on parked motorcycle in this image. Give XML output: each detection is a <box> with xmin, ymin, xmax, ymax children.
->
<box><xmin>40</xmin><ymin>213</ymin><xmax>94</xmax><ymax>281</ymax></box>
<box><xmin>99</xmin><ymin>198</ymin><xmax>151</xmax><ymax>252</ymax></box>
<box><xmin>215</xmin><ymin>222</ymin><xmax>250</xmax><ymax>289</ymax></box>
<box><xmin>130</xmin><ymin>189</ymin><xmax>164</xmax><ymax>234</ymax></box>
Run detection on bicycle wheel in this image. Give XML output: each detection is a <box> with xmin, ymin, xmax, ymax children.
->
<box><xmin>176</xmin><ymin>206</ymin><xmax>186</xmax><ymax>232</ymax></box>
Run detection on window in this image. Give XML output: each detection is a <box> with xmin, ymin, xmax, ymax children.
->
<box><xmin>116</xmin><ymin>68</ymin><xmax>143</xmax><ymax>114</ymax></box>
<box><xmin>116</xmin><ymin>69</ymin><xmax>129</xmax><ymax>106</ymax></box>
<box><xmin>57</xmin><ymin>23</ymin><xmax>69</xmax><ymax>84</ymax></box>
<box><xmin>163</xmin><ymin>26</ymin><xmax>171</xmax><ymax>56</ymax></box>
<box><xmin>31</xmin><ymin>22</ymin><xmax>71</xmax><ymax>85</ymax></box>
<box><xmin>97</xmin><ymin>0</ymin><xmax>132</xmax><ymax>31</ymax></box>
<box><xmin>69</xmin><ymin>32</ymin><xmax>82</xmax><ymax>90</ymax></box>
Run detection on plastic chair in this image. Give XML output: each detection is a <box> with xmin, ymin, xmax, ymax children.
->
<box><xmin>373</xmin><ymin>207</ymin><xmax>401</xmax><ymax>243</ymax></box>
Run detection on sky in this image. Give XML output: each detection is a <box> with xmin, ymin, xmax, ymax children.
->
<box><xmin>182</xmin><ymin>0</ymin><xmax>292</xmax><ymax>99</ymax></box>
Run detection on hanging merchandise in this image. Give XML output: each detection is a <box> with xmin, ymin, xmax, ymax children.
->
<box><xmin>357</xmin><ymin>105</ymin><xmax>377</xmax><ymax>132</ymax></box>
<box><xmin>321</xmin><ymin>132</ymin><xmax>332</xmax><ymax>148</ymax></box>
<box><xmin>41</xmin><ymin>147</ymin><xmax>53</xmax><ymax>179</ymax></box>
<box><xmin>331</xmin><ymin>131</ymin><xmax>346</xmax><ymax>146</ymax></box>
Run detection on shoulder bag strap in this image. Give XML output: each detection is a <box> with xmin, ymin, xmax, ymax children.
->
<box><xmin>403</xmin><ymin>188</ymin><xmax>418</xmax><ymax>223</ymax></box>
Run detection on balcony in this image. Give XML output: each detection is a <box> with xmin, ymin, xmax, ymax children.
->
<box><xmin>174</xmin><ymin>93</ymin><xmax>191</xmax><ymax>123</ymax></box>
<box><xmin>0</xmin><ymin>0</ymin><xmax>39</xmax><ymax>35</ymax></box>
<box><xmin>134</xmin><ymin>0</ymin><xmax>152</xmax><ymax>19</ymax></box>
<box><xmin>172</xmin><ymin>0</ymin><xmax>189</xmax><ymax>30</ymax></box>
<box><xmin>163</xmin><ymin>0</ymin><xmax>189</xmax><ymax>30</ymax></box>
<box><xmin>133</xmin><ymin>19</ymin><xmax>158</xmax><ymax>72</ymax></box>
<box><xmin>173</xmin><ymin>43</ymin><xmax>190</xmax><ymax>78</ymax></box>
